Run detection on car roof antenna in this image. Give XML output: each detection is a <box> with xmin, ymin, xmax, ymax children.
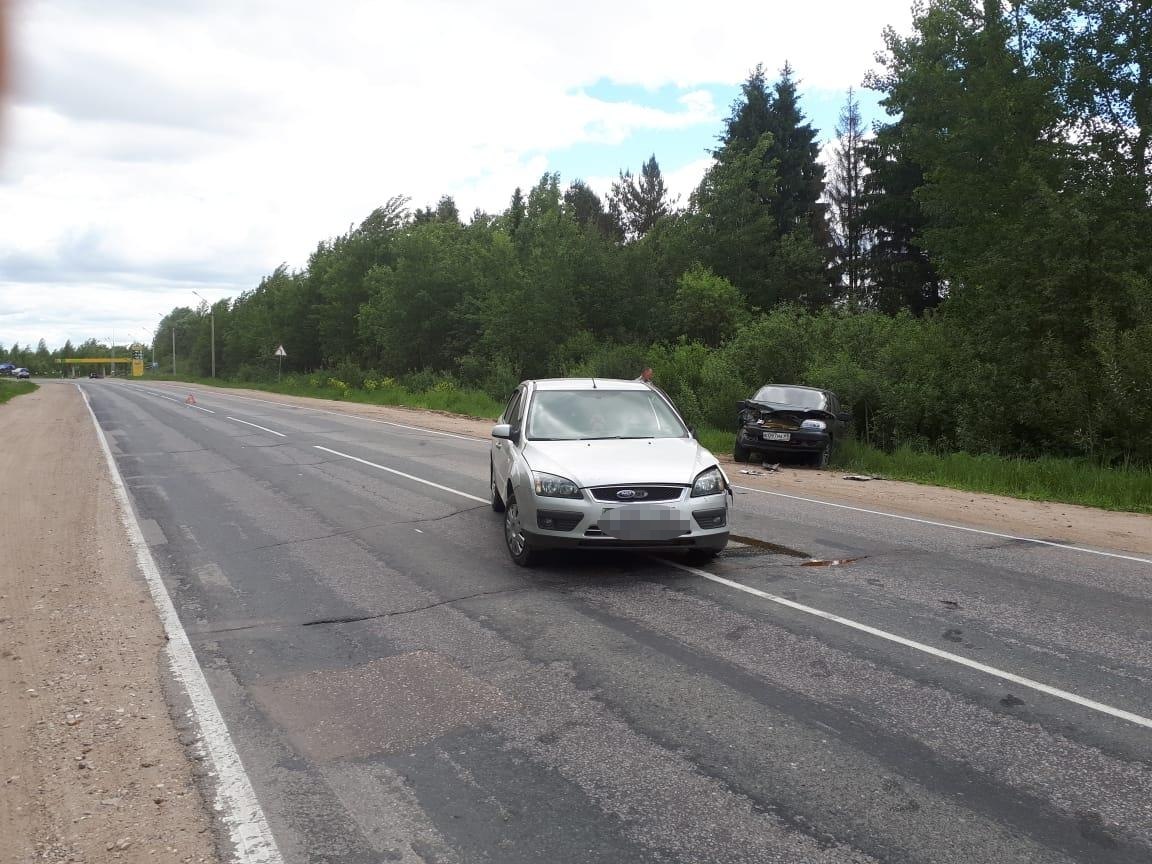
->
<box><xmin>591</xmin><ymin>377</ymin><xmax>597</xmax><ymax>389</ymax></box>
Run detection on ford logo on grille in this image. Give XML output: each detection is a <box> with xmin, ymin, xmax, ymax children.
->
<box><xmin>616</xmin><ymin>489</ymin><xmax>647</xmax><ymax>500</ymax></box>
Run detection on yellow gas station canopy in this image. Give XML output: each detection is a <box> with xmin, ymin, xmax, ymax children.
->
<box><xmin>59</xmin><ymin>358</ymin><xmax>132</xmax><ymax>364</ymax></box>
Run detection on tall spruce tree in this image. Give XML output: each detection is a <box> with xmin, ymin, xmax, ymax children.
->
<box><xmin>763</xmin><ymin>63</ymin><xmax>829</xmax><ymax>245</ymax></box>
<box><xmin>694</xmin><ymin>64</ymin><xmax>831</xmax><ymax>308</ymax></box>
<box><xmin>858</xmin><ymin>122</ymin><xmax>942</xmax><ymax>314</ymax></box>
<box><xmin>827</xmin><ymin>88</ymin><xmax>870</xmax><ymax>306</ymax></box>
<box><xmin>609</xmin><ymin>155</ymin><xmax>673</xmax><ymax>240</ymax></box>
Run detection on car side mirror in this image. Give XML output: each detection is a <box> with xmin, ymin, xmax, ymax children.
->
<box><xmin>491</xmin><ymin>423</ymin><xmax>520</xmax><ymax>443</ymax></box>
<box><xmin>838</xmin><ymin>413</ymin><xmax>852</xmax><ymax>423</ymax></box>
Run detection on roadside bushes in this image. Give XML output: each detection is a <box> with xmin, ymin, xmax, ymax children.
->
<box><xmin>206</xmin><ymin>299</ymin><xmax>1152</xmax><ymax>465</ymax></box>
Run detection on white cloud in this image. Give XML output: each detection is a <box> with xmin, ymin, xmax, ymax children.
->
<box><xmin>0</xmin><ymin>0</ymin><xmax>912</xmax><ymax>347</ymax></box>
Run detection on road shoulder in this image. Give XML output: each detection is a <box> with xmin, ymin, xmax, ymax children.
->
<box><xmin>0</xmin><ymin>382</ymin><xmax>220</xmax><ymax>864</ymax></box>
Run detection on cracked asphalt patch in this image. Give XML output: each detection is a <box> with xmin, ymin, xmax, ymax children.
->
<box><xmin>251</xmin><ymin>652</ymin><xmax>516</xmax><ymax>760</ymax></box>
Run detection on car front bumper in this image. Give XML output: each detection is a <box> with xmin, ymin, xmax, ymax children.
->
<box><xmin>738</xmin><ymin>425</ymin><xmax>830</xmax><ymax>455</ymax></box>
<box><xmin>517</xmin><ymin>487</ymin><xmax>730</xmax><ymax>552</ymax></box>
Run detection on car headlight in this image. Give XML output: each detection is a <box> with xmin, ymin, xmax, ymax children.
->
<box><xmin>691</xmin><ymin>466</ymin><xmax>726</xmax><ymax>498</ymax></box>
<box><xmin>800</xmin><ymin>419</ymin><xmax>827</xmax><ymax>431</ymax></box>
<box><xmin>532</xmin><ymin>472</ymin><xmax>582</xmax><ymax>499</ymax></box>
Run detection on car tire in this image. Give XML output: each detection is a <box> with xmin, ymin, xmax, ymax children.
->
<box><xmin>812</xmin><ymin>443</ymin><xmax>831</xmax><ymax>469</ymax></box>
<box><xmin>503</xmin><ymin>492</ymin><xmax>538</xmax><ymax>567</ymax></box>
<box><xmin>733</xmin><ymin>440</ymin><xmax>752</xmax><ymax>463</ymax></box>
<box><xmin>684</xmin><ymin>547</ymin><xmax>720</xmax><ymax>565</ymax></box>
<box><xmin>490</xmin><ymin>462</ymin><xmax>505</xmax><ymax>513</ymax></box>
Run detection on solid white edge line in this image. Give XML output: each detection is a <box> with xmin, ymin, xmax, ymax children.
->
<box><xmin>733</xmin><ymin>484</ymin><xmax>1152</xmax><ymax>566</ymax></box>
<box><xmin>227</xmin><ymin>416</ymin><xmax>287</xmax><ymax>438</ymax></box>
<box><xmin>314</xmin><ymin>445</ymin><xmax>488</xmax><ymax>503</ymax></box>
<box><xmin>130</xmin><ymin>381</ymin><xmax>482</xmax><ymax>442</ymax></box>
<box><xmin>79</xmin><ymin>385</ymin><xmax>283</xmax><ymax>863</ymax></box>
<box><xmin>663</xmin><ymin>556</ymin><xmax>1152</xmax><ymax>730</ymax></box>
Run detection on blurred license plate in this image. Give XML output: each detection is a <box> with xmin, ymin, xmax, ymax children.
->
<box><xmin>599</xmin><ymin>506</ymin><xmax>689</xmax><ymax>541</ymax></box>
<box><xmin>763</xmin><ymin>431</ymin><xmax>790</xmax><ymax>441</ymax></box>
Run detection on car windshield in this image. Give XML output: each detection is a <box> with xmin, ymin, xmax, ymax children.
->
<box><xmin>752</xmin><ymin>386</ymin><xmax>828</xmax><ymax>410</ymax></box>
<box><xmin>526</xmin><ymin>389</ymin><xmax>689</xmax><ymax>441</ymax></box>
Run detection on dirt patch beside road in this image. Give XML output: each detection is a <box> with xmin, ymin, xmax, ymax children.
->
<box><xmin>0</xmin><ymin>383</ymin><xmax>219</xmax><ymax>864</ymax></box>
<box><xmin>151</xmin><ymin>380</ymin><xmax>1152</xmax><ymax>558</ymax></box>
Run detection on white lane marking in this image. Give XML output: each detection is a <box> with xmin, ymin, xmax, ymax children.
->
<box><xmin>127</xmin><ymin>383</ymin><xmax>1148</xmax><ymax>565</ymax></box>
<box><xmin>314</xmin><ymin>445</ymin><xmax>488</xmax><ymax>503</ymax></box>
<box><xmin>133</xmin><ymin>384</ymin><xmax>217</xmax><ymax>415</ymax></box>
<box><xmin>663</xmin><ymin>556</ymin><xmax>1152</xmax><ymax>730</ymax></box>
<box><xmin>143</xmin><ymin>389</ymin><xmax>184</xmax><ymax>404</ymax></box>
<box><xmin>307</xmin><ymin>447</ymin><xmax>1152</xmax><ymax>730</ymax></box>
<box><xmin>132</xmin><ymin>382</ymin><xmax>482</xmax><ymax>442</ymax></box>
<box><xmin>734</xmin><ymin>485</ymin><xmax>1152</xmax><ymax>566</ymax></box>
<box><xmin>79</xmin><ymin>386</ymin><xmax>283</xmax><ymax>863</ymax></box>
<box><xmin>227</xmin><ymin>416</ymin><xmax>287</xmax><ymax>438</ymax></box>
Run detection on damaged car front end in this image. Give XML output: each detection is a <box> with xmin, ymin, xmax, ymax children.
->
<box><xmin>733</xmin><ymin>385</ymin><xmax>850</xmax><ymax>468</ymax></box>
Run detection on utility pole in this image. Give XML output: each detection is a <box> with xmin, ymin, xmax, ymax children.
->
<box><xmin>192</xmin><ymin>291</ymin><xmax>216</xmax><ymax>378</ymax></box>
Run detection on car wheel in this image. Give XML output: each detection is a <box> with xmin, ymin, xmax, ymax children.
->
<box><xmin>503</xmin><ymin>493</ymin><xmax>538</xmax><ymax>567</ymax></box>
<box><xmin>684</xmin><ymin>547</ymin><xmax>720</xmax><ymax>565</ymax></box>
<box><xmin>490</xmin><ymin>462</ymin><xmax>505</xmax><ymax>513</ymax></box>
<box><xmin>733</xmin><ymin>439</ymin><xmax>751</xmax><ymax>463</ymax></box>
<box><xmin>812</xmin><ymin>443</ymin><xmax>831</xmax><ymax>469</ymax></box>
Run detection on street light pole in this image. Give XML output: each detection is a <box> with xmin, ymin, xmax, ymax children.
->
<box><xmin>192</xmin><ymin>291</ymin><xmax>216</xmax><ymax>378</ymax></box>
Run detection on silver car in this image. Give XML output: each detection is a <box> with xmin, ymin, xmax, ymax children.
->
<box><xmin>489</xmin><ymin>378</ymin><xmax>730</xmax><ymax>566</ymax></box>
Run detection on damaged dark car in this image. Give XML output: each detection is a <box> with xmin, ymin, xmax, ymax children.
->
<box><xmin>734</xmin><ymin>385</ymin><xmax>851</xmax><ymax>468</ymax></box>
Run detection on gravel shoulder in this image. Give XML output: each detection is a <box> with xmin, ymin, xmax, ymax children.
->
<box><xmin>156</xmin><ymin>381</ymin><xmax>1152</xmax><ymax>557</ymax></box>
<box><xmin>0</xmin><ymin>382</ymin><xmax>219</xmax><ymax>864</ymax></box>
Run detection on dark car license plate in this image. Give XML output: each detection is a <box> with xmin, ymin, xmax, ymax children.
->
<box><xmin>763</xmin><ymin>431</ymin><xmax>790</xmax><ymax>441</ymax></box>
<box><xmin>599</xmin><ymin>506</ymin><xmax>689</xmax><ymax>541</ymax></box>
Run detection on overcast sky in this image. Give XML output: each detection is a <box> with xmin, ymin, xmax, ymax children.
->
<box><xmin>0</xmin><ymin>0</ymin><xmax>912</xmax><ymax>351</ymax></box>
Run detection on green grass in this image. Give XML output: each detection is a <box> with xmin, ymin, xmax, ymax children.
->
<box><xmin>697</xmin><ymin>426</ymin><xmax>1151</xmax><ymax>513</ymax></box>
<box><xmin>0</xmin><ymin>379</ymin><xmax>37</xmax><ymax>405</ymax></box>
<box><xmin>830</xmin><ymin>437</ymin><xmax>1152</xmax><ymax>514</ymax></box>
<box><xmin>697</xmin><ymin>427</ymin><xmax>733</xmax><ymax>456</ymax></box>
<box><xmin>146</xmin><ymin>374</ymin><xmax>1152</xmax><ymax>513</ymax></box>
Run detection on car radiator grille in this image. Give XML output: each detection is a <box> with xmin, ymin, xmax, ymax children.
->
<box><xmin>589</xmin><ymin>486</ymin><xmax>685</xmax><ymax>503</ymax></box>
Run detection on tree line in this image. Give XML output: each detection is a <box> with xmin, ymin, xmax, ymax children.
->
<box><xmin>93</xmin><ymin>3</ymin><xmax>1152</xmax><ymax>462</ymax></box>
<box><xmin>0</xmin><ymin>338</ymin><xmax>130</xmax><ymax>372</ymax></box>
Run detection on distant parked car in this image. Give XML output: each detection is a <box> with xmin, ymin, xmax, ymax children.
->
<box><xmin>0</xmin><ymin>363</ymin><xmax>14</xmax><ymax>376</ymax></box>
<box><xmin>88</xmin><ymin>371</ymin><xmax>103</xmax><ymax>379</ymax></box>
<box><xmin>14</xmin><ymin>368</ymin><xmax>30</xmax><ymax>379</ymax></box>
<box><xmin>733</xmin><ymin>385</ymin><xmax>851</xmax><ymax>468</ymax></box>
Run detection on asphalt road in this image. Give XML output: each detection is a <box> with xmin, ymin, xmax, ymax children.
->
<box><xmin>80</xmin><ymin>379</ymin><xmax>1152</xmax><ymax>864</ymax></box>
